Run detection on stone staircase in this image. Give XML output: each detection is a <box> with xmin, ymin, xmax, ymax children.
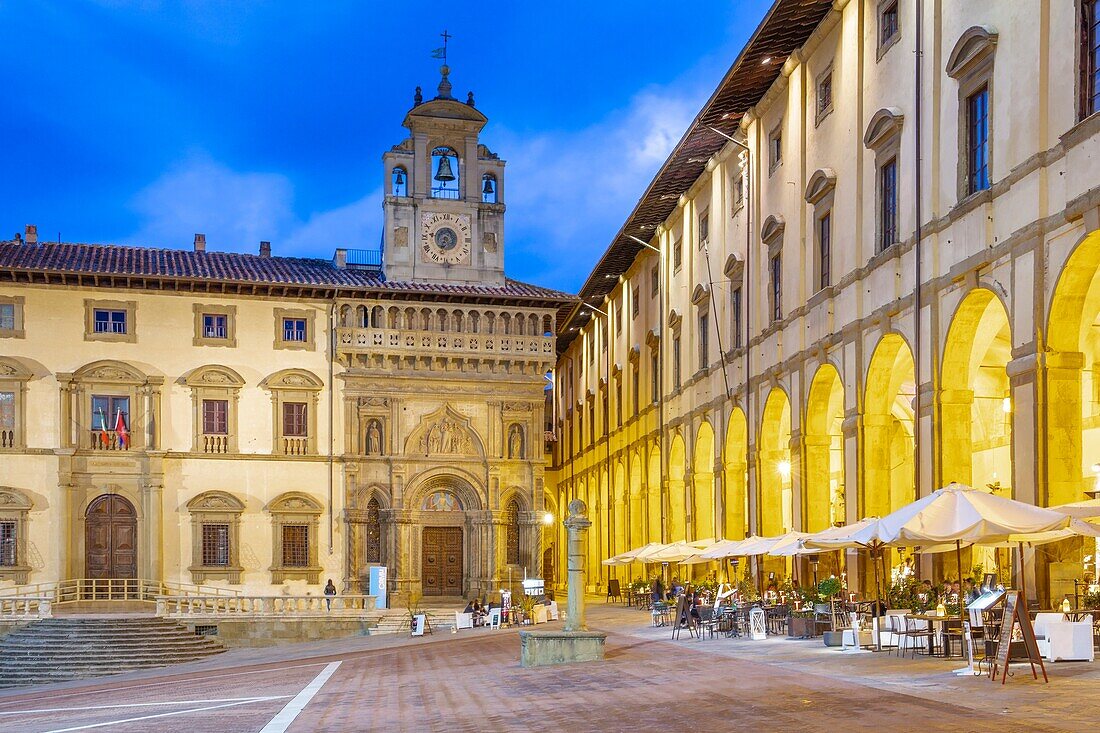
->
<box><xmin>0</xmin><ymin>617</ymin><xmax>226</xmax><ymax>689</ymax></box>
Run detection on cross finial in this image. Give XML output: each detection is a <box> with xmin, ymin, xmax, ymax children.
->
<box><xmin>440</xmin><ymin>29</ymin><xmax>452</xmax><ymax>63</ymax></box>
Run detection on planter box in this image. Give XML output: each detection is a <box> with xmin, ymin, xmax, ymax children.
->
<box><xmin>788</xmin><ymin>616</ymin><xmax>817</xmax><ymax>638</ymax></box>
<box><xmin>822</xmin><ymin>630</ymin><xmax>843</xmax><ymax>647</ymax></box>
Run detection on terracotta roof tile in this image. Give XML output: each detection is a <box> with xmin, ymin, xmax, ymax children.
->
<box><xmin>0</xmin><ymin>241</ymin><xmax>575</xmax><ymax>303</ymax></box>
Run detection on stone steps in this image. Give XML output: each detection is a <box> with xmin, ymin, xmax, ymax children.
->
<box><xmin>0</xmin><ymin>617</ymin><xmax>226</xmax><ymax>689</ymax></box>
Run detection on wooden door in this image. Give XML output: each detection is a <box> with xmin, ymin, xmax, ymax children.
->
<box><xmin>421</xmin><ymin>527</ymin><xmax>463</xmax><ymax>596</ymax></box>
<box><xmin>85</xmin><ymin>494</ymin><xmax>138</xmax><ymax>580</ymax></box>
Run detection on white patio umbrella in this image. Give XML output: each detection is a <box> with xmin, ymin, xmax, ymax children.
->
<box><xmin>1050</xmin><ymin>498</ymin><xmax>1100</xmax><ymax>520</ymax></box>
<box><xmin>765</xmin><ymin>531</ymin><xmax>814</xmax><ymax>557</ymax></box>
<box><xmin>695</xmin><ymin>536</ymin><xmax>756</xmax><ymax>560</ymax></box>
<box><xmin>601</xmin><ymin>541</ymin><xmax>665</xmax><ymax>566</ymax></box>
<box><xmin>639</xmin><ymin>541</ymin><xmax>708</xmax><ymax>563</ymax></box>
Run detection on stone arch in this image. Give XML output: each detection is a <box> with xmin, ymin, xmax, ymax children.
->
<box><xmin>723</xmin><ymin>408</ymin><xmax>748</xmax><ymax>540</ymax></box>
<box><xmin>863</xmin><ymin>333</ymin><xmax>916</xmax><ymax>518</ymax></box>
<box><xmin>628</xmin><ymin>451</ymin><xmax>644</xmax><ymax>549</ymax></box>
<box><xmin>692</xmin><ymin>420</ymin><xmax>716</xmax><ymax>541</ymax></box>
<box><xmin>940</xmin><ymin>287</ymin><xmax>1013</xmax><ymax>491</ymax></box>
<box><xmin>183</xmin><ymin>364</ymin><xmax>246</xmax><ymax>389</ymax></box>
<box><xmin>1047</xmin><ymin>227</ymin><xmax>1100</xmax><ymax>508</ymax></box>
<box><xmin>945</xmin><ymin>25</ymin><xmax>998</xmax><ymax>79</ymax></box>
<box><xmin>403</xmin><ymin>468</ymin><xmax>485</xmax><ymax>512</ymax></box>
<box><xmin>668</xmin><ymin>433</ymin><xmax>688</xmax><ymax>542</ymax></box>
<box><xmin>759</xmin><ymin>388</ymin><xmax>793</xmax><ymax>538</ymax></box>
<box><xmin>805</xmin><ymin>363</ymin><xmax>846</xmax><ymax>532</ymax></box>
<box><xmin>647</xmin><ymin>444</ymin><xmax>662</xmax><ymax>543</ymax></box>
<box><xmin>73</xmin><ymin>359</ymin><xmax>150</xmax><ymax>384</ymax></box>
<box><xmin>612</xmin><ymin>460</ymin><xmax>627</xmax><ymax>561</ymax></box>
<box><xmin>185</xmin><ymin>490</ymin><xmax>245</xmax><ymax>513</ymax></box>
<box><xmin>260</xmin><ymin>368</ymin><xmax>324</xmax><ymax>391</ymax></box>
<box><xmin>499</xmin><ymin>486</ymin><xmax>531</xmax><ymax>512</ymax></box>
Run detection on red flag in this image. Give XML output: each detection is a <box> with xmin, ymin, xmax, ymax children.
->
<box><xmin>114</xmin><ymin>408</ymin><xmax>129</xmax><ymax>449</ymax></box>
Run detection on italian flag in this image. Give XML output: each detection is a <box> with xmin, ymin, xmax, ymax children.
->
<box><xmin>96</xmin><ymin>408</ymin><xmax>109</xmax><ymax>447</ymax></box>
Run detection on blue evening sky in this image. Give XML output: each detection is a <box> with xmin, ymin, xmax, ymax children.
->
<box><xmin>0</xmin><ymin>1</ymin><xmax>771</xmax><ymax>293</ymax></box>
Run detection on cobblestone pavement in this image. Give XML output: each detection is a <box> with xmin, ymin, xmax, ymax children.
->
<box><xmin>0</xmin><ymin>604</ymin><xmax>1093</xmax><ymax>732</ymax></box>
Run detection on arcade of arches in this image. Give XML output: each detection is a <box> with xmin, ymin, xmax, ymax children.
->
<box><xmin>551</xmin><ymin>229</ymin><xmax>1100</xmax><ymax>606</ymax></box>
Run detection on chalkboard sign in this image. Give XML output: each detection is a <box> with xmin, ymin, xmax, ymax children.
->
<box><xmin>989</xmin><ymin>590</ymin><xmax>1047</xmax><ymax>684</ymax></box>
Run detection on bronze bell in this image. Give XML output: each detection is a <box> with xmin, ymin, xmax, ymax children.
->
<box><xmin>482</xmin><ymin>176</ymin><xmax>495</xmax><ymax>195</ymax></box>
<box><xmin>434</xmin><ymin>155</ymin><xmax>456</xmax><ymax>182</ymax></box>
<box><xmin>394</xmin><ymin>168</ymin><xmax>406</xmax><ymax>187</ymax></box>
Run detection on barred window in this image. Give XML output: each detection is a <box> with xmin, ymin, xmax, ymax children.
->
<box><xmin>505</xmin><ymin>499</ymin><xmax>520</xmax><ymax>565</ymax></box>
<box><xmin>282</xmin><ymin>525</ymin><xmax>310</xmax><ymax>567</ymax></box>
<box><xmin>0</xmin><ymin>521</ymin><xmax>15</xmax><ymax>567</ymax></box>
<box><xmin>201</xmin><ymin>523</ymin><xmax>230</xmax><ymax>566</ymax></box>
<box><xmin>365</xmin><ymin>498</ymin><xmax>381</xmax><ymax>563</ymax></box>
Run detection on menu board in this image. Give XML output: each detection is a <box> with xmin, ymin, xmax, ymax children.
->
<box><xmin>990</xmin><ymin>590</ymin><xmax>1047</xmax><ymax>684</ymax></box>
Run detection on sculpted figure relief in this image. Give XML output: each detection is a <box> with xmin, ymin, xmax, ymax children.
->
<box><xmin>366</xmin><ymin>419</ymin><xmax>383</xmax><ymax>455</ymax></box>
<box><xmin>419</xmin><ymin>417</ymin><xmax>473</xmax><ymax>455</ymax></box>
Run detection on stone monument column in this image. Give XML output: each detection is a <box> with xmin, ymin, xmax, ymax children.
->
<box><xmin>563</xmin><ymin>498</ymin><xmax>592</xmax><ymax>633</ymax></box>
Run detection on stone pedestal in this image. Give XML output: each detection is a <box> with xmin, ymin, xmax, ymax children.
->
<box><xmin>519</xmin><ymin>498</ymin><xmax>606</xmax><ymax>666</ymax></box>
<box><xmin>519</xmin><ymin>630</ymin><xmax>606</xmax><ymax>667</ymax></box>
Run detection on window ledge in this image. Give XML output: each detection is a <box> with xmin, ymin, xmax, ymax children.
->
<box><xmin>189</xmin><ymin>566</ymin><xmax>243</xmax><ymax>584</ymax></box>
<box><xmin>1060</xmin><ymin>111</ymin><xmax>1100</xmax><ymax>152</ymax></box>
<box><xmin>877</xmin><ymin>31</ymin><xmax>901</xmax><ymax>62</ymax></box>
<box><xmin>949</xmin><ymin>187</ymin><xmax>993</xmax><ymax>223</ymax></box>
<box><xmin>0</xmin><ymin>329</ymin><xmax>25</xmax><ymax>339</ymax></box>
<box><xmin>0</xmin><ymin>567</ymin><xmax>31</xmax><ymax>584</ymax></box>
<box><xmin>271</xmin><ymin>567</ymin><xmax>322</xmax><ymax>585</ymax></box>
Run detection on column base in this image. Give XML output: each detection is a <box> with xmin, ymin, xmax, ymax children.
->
<box><xmin>519</xmin><ymin>630</ymin><xmax>607</xmax><ymax>667</ymax></box>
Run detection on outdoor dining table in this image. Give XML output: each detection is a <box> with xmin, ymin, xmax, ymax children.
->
<box><xmin>905</xmin><ymin>613</ymin><xmax>961</xmax><ymax>658</ymax></box>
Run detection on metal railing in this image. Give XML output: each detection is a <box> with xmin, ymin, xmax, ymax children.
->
<box><xmin>156</xmin><ymin>594</ymin><xmax>377</xmax><ymax>619</ymax></box>
<box><xmin>0</xmin><ymin>596</ymin><xmax>52</xmax><ymax>619</ymax></box>
<box><xmin>0</xmin><ymin>579</ymin><xmax>243</xmax><ymax>604</ymax></box>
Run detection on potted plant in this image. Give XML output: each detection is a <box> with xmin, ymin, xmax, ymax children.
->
<box><xmin>818</xmin><ymin>576</ymin><xmax>845</xmax><ymax>646</ymax></box>
<box><xmin>515</xmin><ymin>593</ymin><xmax>538</xmax><ymax>625</ymax></box>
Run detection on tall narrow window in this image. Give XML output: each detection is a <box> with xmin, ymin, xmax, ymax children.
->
<box><xmin>283</xmin><ymin>402</ymin><xmax>308</xmax><ymax>437</ymax></box>
<box><xmin>699</xmin><ymin>211</ymin><xmax>710</xmax><ymax>244</ymax></box>
<box><xmin>201</xmin><ymin>524</ymin><xmax>231</xmax><ymax>567</ymax></box>
<box><xmin>967</xmin><ymin>86</ymin><xmax>990</xmax><ymax>194</ymax></box>
<box><xmin>0</xmin><ymin>521</ymin><xmax>15</xmax><ymax>567</ymax></box>
<box><xmin>0</xmin><ymin>391</ymin><xmax>14</xmax><ymax>449</ymax></box>
<box><xmin>365</xmin><ymin>497</ymin><xmax>381</xmax><ymax>563</ymax></box>
<box><xmin>733</xmin><ymin>174</ymin><xmax>745</xmax><ymax>208</ymax></box>
<box><xmin>615</xmin><ymin>305</ymin><xmax>623</xmax><ymax>334</ymax></box>
<box><xmin>672</xmin><ymin>336</ymin><xmax>682</xmax><ymax>389</ymax></box>
<box><xmin>817</xmin><ymin>70</ymin><xmax>833</xmax><ymax>121</ymax></box>
<box><xmin>616</xmin><ymin>381</ymin><xmax>623</xmax><ymax>427</ymax></box>
<box><xmin>699</xmin><ymin>315</ymin><xmax>709</xmax><ymax>370</ymax></box>
<box><xmin>632</xmin><ymin>366</ymin><xmax>640</xmax><ymax>416</ymax></box>
<box><xmin>731</xmin><ymin>287</ymin><xmax>743</xmax><ymax>349</ymax></box>
<box><xmin>770</xmin><ymin>254</ymin><xmax>782</xmax><ymax>322</ymax></box>
<box><xmin>880</xmin><ymin>1</ymin><xmax>899</xmax><ymax>49</ymax></box>
<box><xmin>673</xmin><ymin>238</ymin><xmax>683</xmax><ymax>270</ymax></box>
<box><xmin>632</xmin><ymin>287</ymin><xmax>640</xmax><ymax>318</ymax></box>
<box><xmin>588</xmin><ymin>400</ymin><xmax>596</xmax><ymax>445</ymax></box>
<box><xmin>505</xmin><ymin>499</ymin><xmax>520</xmax><ymax>565</ymax></box>
<box><xmin>880</xmin><ymin>157</ymin><xmax>898</xmax><ymax>251</ymax></box>
<box><xmin>282</xmin><ymin>525</ymin><xmax>310</xmax><ymax>567</ymax></box>
<box><xmin>818</xmin><ymin>213</ymin><xmax>832</xmax><ymax>290</ymax></box>
<box><xmin>650</xmin><ymin>266</ymin><xmax>659</xmax><ymax>297</ymax></box>
<box><xmin>602</xmin><ymin>392</ymin><xmax>609</xmax><ymax>436</ymax></box>
<box><xmin>650</xmin><ymin>353</ymin><xmax>659</xmax><ymax>403</ymax></box>
<box><xmin>769</xmin><ymin>129</ymin><xmax>783</xmax><ymax>170</ymax></box>
<box><xmin>1084</xmin><ymin>0</ymin><xmax>1100</xmax><ymax>118</ymax></box>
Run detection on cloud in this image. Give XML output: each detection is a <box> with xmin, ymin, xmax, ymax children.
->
<box><xmin>494</xmin><ymin>84</ymin><xmax>705</xmax><ymax>290</ymax></box>
<box><xmin>126</xmin><ymin>151</ymin><xmax>381</xmax><ymax>258</ymax></box>
<box><xmin>124</xmin><ymin>80</ymin><xmax>703</xmax><ymax>288</ymax></box>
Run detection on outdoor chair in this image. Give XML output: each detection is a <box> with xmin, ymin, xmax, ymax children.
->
<box><xmin>697</xmin><ymin>606</ymin><xmax>720</xmax><ymax>640</ymax></box>
<box><xmin>606</xmin><ymin>579</ymin><xmax>623</xmax><ymax>604</ymax></box>
<box><xmin>900</xmin><ymin>616</ymin><xmax>936</xmax><ymax>658</ymax></box>
<box><xmin>941</xmin><ymin>618</ymin><xmax>965</xmax><ymax>658</ymax></box>
<box><xmin>878</xmin><ymin>613</ymin><xmax>902</xmax><ymax>651</ymax></box>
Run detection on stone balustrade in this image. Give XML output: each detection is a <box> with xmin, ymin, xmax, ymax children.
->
<box><xmin>0</xmin><ymin>597</ymin><xmax>52</xmax><ymax>619</ymax></box>
<box><xmin>336</xmin><ymin>326</ymin><xmax>555</xmax><ymax>363</ymax></box>
<box><xmin>155</xmin><ymin>594</ymin><xmax>377</xmax><ymax>619</ymax></box>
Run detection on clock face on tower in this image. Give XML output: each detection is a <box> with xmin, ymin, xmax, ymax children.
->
<box><xmin>420</xmin><ymin>212</ymin><xmax>472</xmax><ymax>265</ymax></box>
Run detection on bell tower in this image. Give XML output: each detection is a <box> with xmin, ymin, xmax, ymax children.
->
<box><xmin>381</xmin><ymin>61</ymin><xmax>506</xmax><ymax>286</ymax></box>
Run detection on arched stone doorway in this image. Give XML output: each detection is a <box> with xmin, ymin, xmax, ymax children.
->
<box><xmin>759</xmin><ymin>388</ymin><xmax>792</xmax><ymax>581</ymax></box>
<box><xmin>85</xmin><ymin>494</ymin><xmax>137</xmax><ymax>581</ymax></box>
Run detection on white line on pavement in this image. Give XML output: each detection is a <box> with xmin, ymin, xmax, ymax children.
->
<box><xmin>39</xmin><ymin>698</ymin><xmax>272</xmax><ymax>733</ymax></box>
<box><xmin>258</xmin><ymin>661</ymin><xmax>342</xmax><ymax>733</ymax></box>
<box><xmin>0</xmin><ymin>696</ymin><xmax>289</xmax><ymax>716</ymax></box>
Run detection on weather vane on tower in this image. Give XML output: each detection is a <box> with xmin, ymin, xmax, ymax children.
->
<box><xmin>431</xmin><ymin>29</ymin><xmax>452</xmax><ymax>64</ymax></box>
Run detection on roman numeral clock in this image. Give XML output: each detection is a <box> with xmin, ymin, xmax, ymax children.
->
<box><xmin>420</xmin><ymin>212</ymin><xmax>472</xmax><ymax>265</ymax></box>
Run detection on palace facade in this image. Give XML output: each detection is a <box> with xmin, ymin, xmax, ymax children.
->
<box><xmin>0</xmin><ymin>66</ymin><xmax>572</xmax><ymax>602</ymax></box>
<box><xmin>546</xmin><ymin>0</ymin><xmax>1100</xmax><ymax>607</ymax></box>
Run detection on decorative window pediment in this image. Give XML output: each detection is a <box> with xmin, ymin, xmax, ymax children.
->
<box><xmin>723</xmin><ymin>253</ymin><xmax>745</xmax><ymax>280</ymax></box>
<box><xmin>804</xmin><ymin>168</ymin><xmax>838</xmax><ymax>204</ymax></box>
<box><xmin>691</xmin><ymin>284</ymin><xmax>711</xmax><ymax>308</ymax></box>
<box><xmin>187</xmin><ymin>490</ymin><xmax>245</xmax><ymax>584</ymax></box>
<box><xmin>187</xmin><ymin>490</ymin><xmax>245</xmax><ymax>513</ymax></box>
<box><xmin>667</xmin><ymin>309</ymin><xmax>683</xmax><ymax>331</ymax></box>
<box><xmin>628</xmin><ymin>345</ymin><xmax>641</xmax><ymax>364</ymax></box>
<box><xmin>760</xmin><ymin>215</ymin><xmax>785</xmax><ymax>245</ymax></box>
<box><xmin>267</xmin><ymin>491</ymin><xmax>324</xmax><ymax>515</ymax></box>
<box><xmin>645</xmin><ymin>328</ymin><xmax>661</xmax><ymax>350</ymax></box>
<box><xmin>184</xmin><ymin>365</ymin><xmax>245</xmax><ymax>389</ymax></box>
<box><xmin>266</xmin><ymin>491</ymin><xmax>323</xmax><ymax>584</ymax></box>
<box><xmin>261</xmin><ymin>369</ymin><xmax>323</xmax><ymax>391</ymax></box>
<box><xmin>74</xmin><ymin>360</ymin><xmax>148</xmax><ymax>385</ymax></box>
<box><xmin>864</xmin><ymin>108</ymin><xmax>905</xmax><ymax>150</ymax></box>
<box><xmin>945</xmin><ymin>26</ymin><xmax>998</xmax><ymax>79</ymax></box>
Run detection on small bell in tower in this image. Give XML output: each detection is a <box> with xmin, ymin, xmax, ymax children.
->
<box><xmin>482</xmin><ymin>175</ymin><xmax>494</xmax><ymax>196</ymax></box>
<box><xmin>394</xmin><ymin>169</ymin><xmax>406</xmax><ymax>187</ymax></box>
<box><xmin>434</xmin><ymin>154</ymin><xmax>456</xmax><ymax>183</ymax></box>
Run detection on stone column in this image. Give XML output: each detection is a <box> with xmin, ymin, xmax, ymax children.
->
<box><xmin>564</xmin><ymin>499</ymin><xmax>592</xmax><ymax>633</ymax></box>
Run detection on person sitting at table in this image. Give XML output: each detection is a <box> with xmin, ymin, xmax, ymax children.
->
<box><xmin>962</xmin><ymin>579</ymin><xmax>979</xmax><ymax>603</ymax></box>
<box><xmin>652</xmin><ymin>578</ymin><xmax>665</xmax><ymax>603</ymax></box>
<box><xmin>671</xmin><ymin>578</ymin><xmax>684</xmax><ymax>597</ymax></box>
